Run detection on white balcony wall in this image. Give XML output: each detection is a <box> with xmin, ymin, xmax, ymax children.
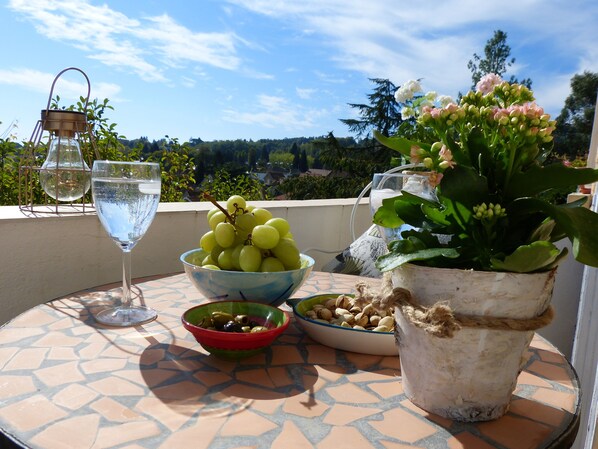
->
<box><xmin>0</xmin><ymin>200</ymin><xmax>371</xmax><ymax>326</ymax></box>
<box><xmin>0</xmin><ymin>200</ymin><xmax>586</xmax><ymax>360</ymax></box>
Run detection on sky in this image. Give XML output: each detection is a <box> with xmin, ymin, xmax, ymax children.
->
<box><xmin>1</xmin><ymin>0</ymin><xmax>598</xmax><ymax>144</ymax></box>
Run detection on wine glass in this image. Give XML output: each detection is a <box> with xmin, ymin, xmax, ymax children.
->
<box><xmin>369</xmin><ymin>172</ymin><xmax>433</xmax><ymax>243</ymax></box>
<box><xmin>91</xmin><ymin>160</ymin><xmax>161</xmax><ymax>326</ymax></box>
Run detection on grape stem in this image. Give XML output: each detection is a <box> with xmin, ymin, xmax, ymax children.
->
<box><xmin>202</xmin><ymin>192</ymin><xmax>236</xmax><ymax>223</ymax></box>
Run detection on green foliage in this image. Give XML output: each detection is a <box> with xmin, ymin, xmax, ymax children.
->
<box><xmin>553</xmin><ymin>71</ymin><xmax>598</xmax><ymax>160</ymax></box>
<box><xmin>148</xmin><ymin>136</ymin><xmax>195</xmax><ymax>202</ymax></box>
<box><xmin>340</xmin><ymin>78</ymin><xmax>403</xmax><ymax>138</ymax></box>
<box><xmin>467</xmin><ymin>30</ymin><xmax>532</xmax><ymax>90</ymax></box>
<box><xmin>279</xmin><ymin>174</ymin><xmax>365</xmax><ymax>200</ymax></box>
<box><xmin>199</xmin><ymin>170</ymin><xmax>268</xmax><ymax>202</ymax></box>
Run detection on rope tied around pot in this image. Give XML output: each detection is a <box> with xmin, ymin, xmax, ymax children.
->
<box><xmin>354</xmin><ymin>272</ymin><xmax>554</xmax><ymax>339</ymax></box>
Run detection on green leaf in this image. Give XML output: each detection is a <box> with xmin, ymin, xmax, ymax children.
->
<box><xmin>509</xmin><ymin>198</ymin><xmax>598</xmax><ymax>268</ymax></box>
<box><xmin>372</xmin><ymin>191</ymin><xmax>436</xmax><ymax>229</ymax></box>
<box><xmin>439</xmin><ymin>165</ymin><xmax>488</xmax><ymax>208</ymax></box>
<box><xmin>373</xmin><ymin>130</ymin><xmax>428</xmax><ymax>158</ymax></box>
<box><xmin>489</xmin><ymin>241</ymin><xmax>565</xmax><ymax>272</ymax></box>
<box><xmin>376</xmin><ymin>247</ymin><xmax>460</xmax><ymax>272</ymax></box>
<box><xmin>507</xmin><ymin>164</ymin><xmax>598</xmax><ymax>198</ymax></box>
<box><xmin>372</xmin><ymin>195</ymin><xmax>405</xmax><ymax>229</ymax></box>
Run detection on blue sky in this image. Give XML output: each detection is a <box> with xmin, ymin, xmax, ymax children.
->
<box><xmin>1</xmin><ymin>0</ymin><xmax>597</xmax><ymax>143</ymax></box>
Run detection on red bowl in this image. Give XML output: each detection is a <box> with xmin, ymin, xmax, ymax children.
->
<box><xmin>182</xmin><ymin>301</ymin><xmax>290</xmax><ymax>359</ymax></box>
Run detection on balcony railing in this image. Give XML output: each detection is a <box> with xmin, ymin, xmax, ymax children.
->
<box><xmin>0</xmin><ymin>199</ymin><xmax>585</xmax><ymax>361</ymax></box>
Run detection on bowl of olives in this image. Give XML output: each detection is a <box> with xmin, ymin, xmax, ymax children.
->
<box><xmin>182</xmin><ymin>301</ymin><xmax>290</xmax><ymax>359</ymax></box>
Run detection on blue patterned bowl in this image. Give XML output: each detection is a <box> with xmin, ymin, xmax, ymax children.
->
<box><xmin>180</xmin><ymin>249</ymin><xmax>314</xmax><ymax>307</ymax></box>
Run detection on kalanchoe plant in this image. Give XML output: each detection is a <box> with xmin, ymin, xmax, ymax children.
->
<box><xmin>373</xmin><ymin>74</ymin><xmax>598</xmax><ymax>273</ymax></box>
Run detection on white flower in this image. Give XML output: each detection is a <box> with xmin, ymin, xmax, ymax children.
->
<box><xmin>395</xmin><ymin>80</ymin><xmax>423</xmax><ymax>103</ymax></box>
<box><xmin>438</xmin><ymin>95</ymin><xmax>454</xmax><ymax>107</ymax></box>
<box><xmin>425</xmin><ymin>91</ymin><xmax>437</xmax><ymax>101</ymax></box>
<box><xmin>401</xmin><ymin>106</ymin><xmax>416</xmax><ymax>119</ymax></box>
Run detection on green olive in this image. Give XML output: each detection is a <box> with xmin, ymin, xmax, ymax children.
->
<box><xmin>211</xmin><ymin>311</ymin><xmax>235</xmax><ymax>329</ymax></box>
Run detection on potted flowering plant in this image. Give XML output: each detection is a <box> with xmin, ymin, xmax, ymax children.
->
<box><xmin>370</xmin><ymin>74</ymin><xmax>598</xmax><ymax>422</ymax></box>
<box><xmin>374</xmin><ymin>74</ymin><xmax>598</xmax><ymax>273</ymax></box>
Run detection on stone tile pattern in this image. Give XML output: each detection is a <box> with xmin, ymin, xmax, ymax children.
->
<box><xmin>0</xmin><ymin>272</ymin><xmax>580</xmax><ymax>449</ymax></box>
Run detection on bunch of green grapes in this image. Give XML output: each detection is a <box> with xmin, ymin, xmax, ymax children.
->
<box><xmin>192</xmin><ymin>194</ymin><xmax>302</xmax><ymax>272</ymax></box>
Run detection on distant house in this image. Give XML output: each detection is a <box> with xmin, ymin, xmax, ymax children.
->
<box><xmin>251</xmin><ymin>168</ymin><xmax>287</xmax><ymax>187</ymax></box>
<box><xmin>301</xmin><ymin>168</ymin><xmax>332</xmax><ymax>177</ymax></box>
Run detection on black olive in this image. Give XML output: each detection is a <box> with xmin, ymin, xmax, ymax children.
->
<box><xmin>223</xmin><ymin>321</ymin><xmax>243</xmax><ymax>332</ymax></box>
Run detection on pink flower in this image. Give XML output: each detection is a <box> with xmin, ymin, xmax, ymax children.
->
<box><xmin>439</xmin><ymin>145</ymin><xmax>456</xmax><ymax>168</ymax></box>
<box><xmin>428</xmin><ymin>171</ymin><xmax>443</xmax><ymax>188</ymax></box>
<box><xmin>410</xmin><ymin>145</ymin><xmax>423</xmax><ymax>163</ymax></box>
<box><xmin>476</xmin><ymin>73</ymin><xmax>503</xmax><ymax>95</ymax></box>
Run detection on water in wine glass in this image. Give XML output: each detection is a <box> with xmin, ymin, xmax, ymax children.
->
<box><xmin>93</xmin><ymin>178</ymin><xmax>160</xmax><ymax>251</ymax></box>
<box><xmin>92</xmin><ymin>161</ymin><xmax>161</xmax><ymax>327</ymax></box>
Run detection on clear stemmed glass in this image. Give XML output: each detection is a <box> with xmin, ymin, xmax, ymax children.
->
<box><xmin>91</xmin><ymin>160</ymin><xmax>161</xmax><ymax>326</ymax></box>
<box><xmin>369</xmin><ymin>172</ymin><xmax>434</xmax><ymax>243</ymax></box>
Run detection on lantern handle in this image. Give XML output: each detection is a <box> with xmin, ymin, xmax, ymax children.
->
<box><xmin>45</xmin><ymin>67</ymin><xmax>91</xmax><ymax>111</ymax></box>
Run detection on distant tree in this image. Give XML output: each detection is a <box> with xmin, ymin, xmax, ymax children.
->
<box><xmin>299</xmin><ymin>149</ymin><xmax>309</xmax><ymax>172</ymax></box>
<box><xmin>199</xmin><ymin>170</ymin><xmax>267</xmax><ymax>201</ymax></box>
<box><xmin>269</xmin><ymin>152</ymin><xmax>294</xmax><ymax>170</ymax></box>
<box><xmin>247</xmin><ymin>147</ymin><xmax>257</xmax><ymax>170</ymax></box>
<box><xmin>340</xmin><ymin>78</ymin><xmax>402</xmax><ymax>138</ymax></box>
<box><xmin>467</xmin><ymin>30</ymin><xmax>532</xmax><ymax>89</ymax></box>
<box><xmin>553</xmin><ymin>71</ymin><xmax>598</xmax><ymax>160</ymax></box>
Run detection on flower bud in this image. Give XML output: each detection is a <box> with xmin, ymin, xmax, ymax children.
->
<box><xmin>423</xmin><ymin>157</ymin><xmax>434</xmax><ymax>169</ymax></box>
<box><xmin>431</xmin><ymin>142</ymin><xmax>443</xmax><ymax>153</ymax></box>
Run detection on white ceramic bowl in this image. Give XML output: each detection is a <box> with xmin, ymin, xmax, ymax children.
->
<box><xmin>289</xmin><ymin>293</ymin><xmax>399</xmax><ymax>356</ymax></box>
<box><xmin>180</xmin><ymin>249</ymin><xmax>314</xmax><ymax>307</ymax></box>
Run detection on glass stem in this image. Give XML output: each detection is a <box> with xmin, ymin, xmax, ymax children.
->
<box><xmin>122</xmin><ymin>249</ymin><xmax>132</xmax><ymax>309</ymax></box>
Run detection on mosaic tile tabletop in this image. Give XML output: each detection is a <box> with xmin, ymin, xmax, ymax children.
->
<box><xmin>0</xmin><ymin>271</ymin><xmax>580</xmax><ymax>449</ymax></box>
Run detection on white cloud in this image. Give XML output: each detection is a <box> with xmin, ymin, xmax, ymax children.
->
<box><xmin>228</xmin><ymin>0</ymin><xmax>598</xmax><ymax>105</ymax></box>
<box><xmin>8</xmin><ymin>0</ymin><xmax>246</xmax><ymax>84</ymax></box>
<box><xmin>296</xmin><ymin>88</ymin><xmax>316</xmax><ymax>99</ymax></box>
<box><xmin>223</xmin><ymin>94</ymin><xmax>323</xmax><ymax>130</ymax></box>
<box><xmin>0</xmin><ymin>68</ymin><xmax>121</xmax><ymax>101</ymax></box>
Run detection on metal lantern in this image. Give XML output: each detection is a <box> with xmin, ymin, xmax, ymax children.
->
<box><xmin>19</xmin><ymin>67</ymin><xmax>99</xmax><ymax>214</ymax></box>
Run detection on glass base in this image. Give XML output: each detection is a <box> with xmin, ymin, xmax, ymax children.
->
<box><xmin>95</xmin><ymin>305</ymin><xmax>158</xmax><ymax>327</ymax></box>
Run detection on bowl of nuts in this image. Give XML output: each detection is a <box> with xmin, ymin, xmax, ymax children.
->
<box><xmin>182</xmin><ymin>301</ymin><xmax>290</xmax><ymax>360</ymax></box>
<box><xmin>289</xmin><ymin>293</ymin><xmax>398</xmax><ymax>356</ymax></box>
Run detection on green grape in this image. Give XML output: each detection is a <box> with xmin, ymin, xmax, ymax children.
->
<box><xmin>251</xmin><ymin>224</ymin><xmax>280</xmax><ymax>250</ymax></box>
<box><xmin>246</xmin><ymin>204</ymin><xmax>255</xmax><ymax>212</ymax></box>
<box><xmin>215</xmin><ymin>222</ymin><xmax>236</xmax><ymax>248</ymax></box>
<box><xmin>186</xmin><ymin>249</ymin><xmax>208</xmax><ymax>265</ymax></box>
<box><xmin>226</xmin><ymin>195</ymin><xmax>246</xmax><ymax>213</ymax></box>
<box><xmin>208</xmin><ymin>210</ymin><xmax>227</xmax><ymax>231</ymax></box>
<box><xmin>236</xmin><ymin>212</ymin><xmax>257</xmax><ymax>234</ymax></box>
<box><xmin>207</xmin><ymin>207</ymin><xmax>220</xmax><ymax>222</ymax></box>
<box><xmin>265</xmin><ymin>217</ymin><xmax>290</xmax><ymax>238</ymax></box>
<box><xmin>260</xmin><ymin>257</ymin><xmax>285</xmax><ymax>272</ymax></box>
<box><xmin>203</xmin><ymin>264</ymin><xmax>221</xmax><ymax>270</ymax></box>
<box><xmin>272</xmin><ymin>238</ymin><xmax>300</xmax><ymax>269</ymax></box>
<box><xmin>231</xmin><ymin>244</ymin><xmax>243</xmax><ymax>270</ymax></box>
<box><xmin>252</xmin><ymin>208</ymin><xmax>273</xmax><ymax>225</ymax></box>
<box><xmin>200</xmin><ymin>231</ymin><xmax>217</xmax><ymax>252</ymax></box>
<box><xmin>202</xmin><ymin>255</ymin><xmax>216</xmax><ymax>266</ymax></box>
<box><xmin>211</xmin><ymin>244</ymin><xmax>224</xmax><ymax>264</ymax></box>
<box><xmin>218</xmin><ymin>248</ymin><xmax>236</xmax><ymax>270</ymax></box>
<box><xmin>239</xmin><ymin>245</ymin><xmax>262</xmax><ymax>272</ymax></box>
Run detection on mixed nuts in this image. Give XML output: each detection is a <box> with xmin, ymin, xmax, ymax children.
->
<box><xmin>303</xmin><ymin>294</ymin><xmax>394</xmax><ymax>332</ymax></box>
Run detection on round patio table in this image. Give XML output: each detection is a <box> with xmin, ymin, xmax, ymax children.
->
<box><xmin>0</xmin><ymin>271</ymin><xmax>580</xmax><ymax>449</ymax></box>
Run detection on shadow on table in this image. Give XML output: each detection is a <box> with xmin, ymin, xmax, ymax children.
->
<box><xmin>138</xmin><ymin>342</ymin><xmax>319</xmax><ymax>417</ymax></box>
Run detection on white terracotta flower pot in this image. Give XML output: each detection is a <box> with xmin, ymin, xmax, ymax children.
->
<box><xmin>392</xmin><ymin>263</ymin><xmax>555</xmax><ymax>422</ymax></box>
